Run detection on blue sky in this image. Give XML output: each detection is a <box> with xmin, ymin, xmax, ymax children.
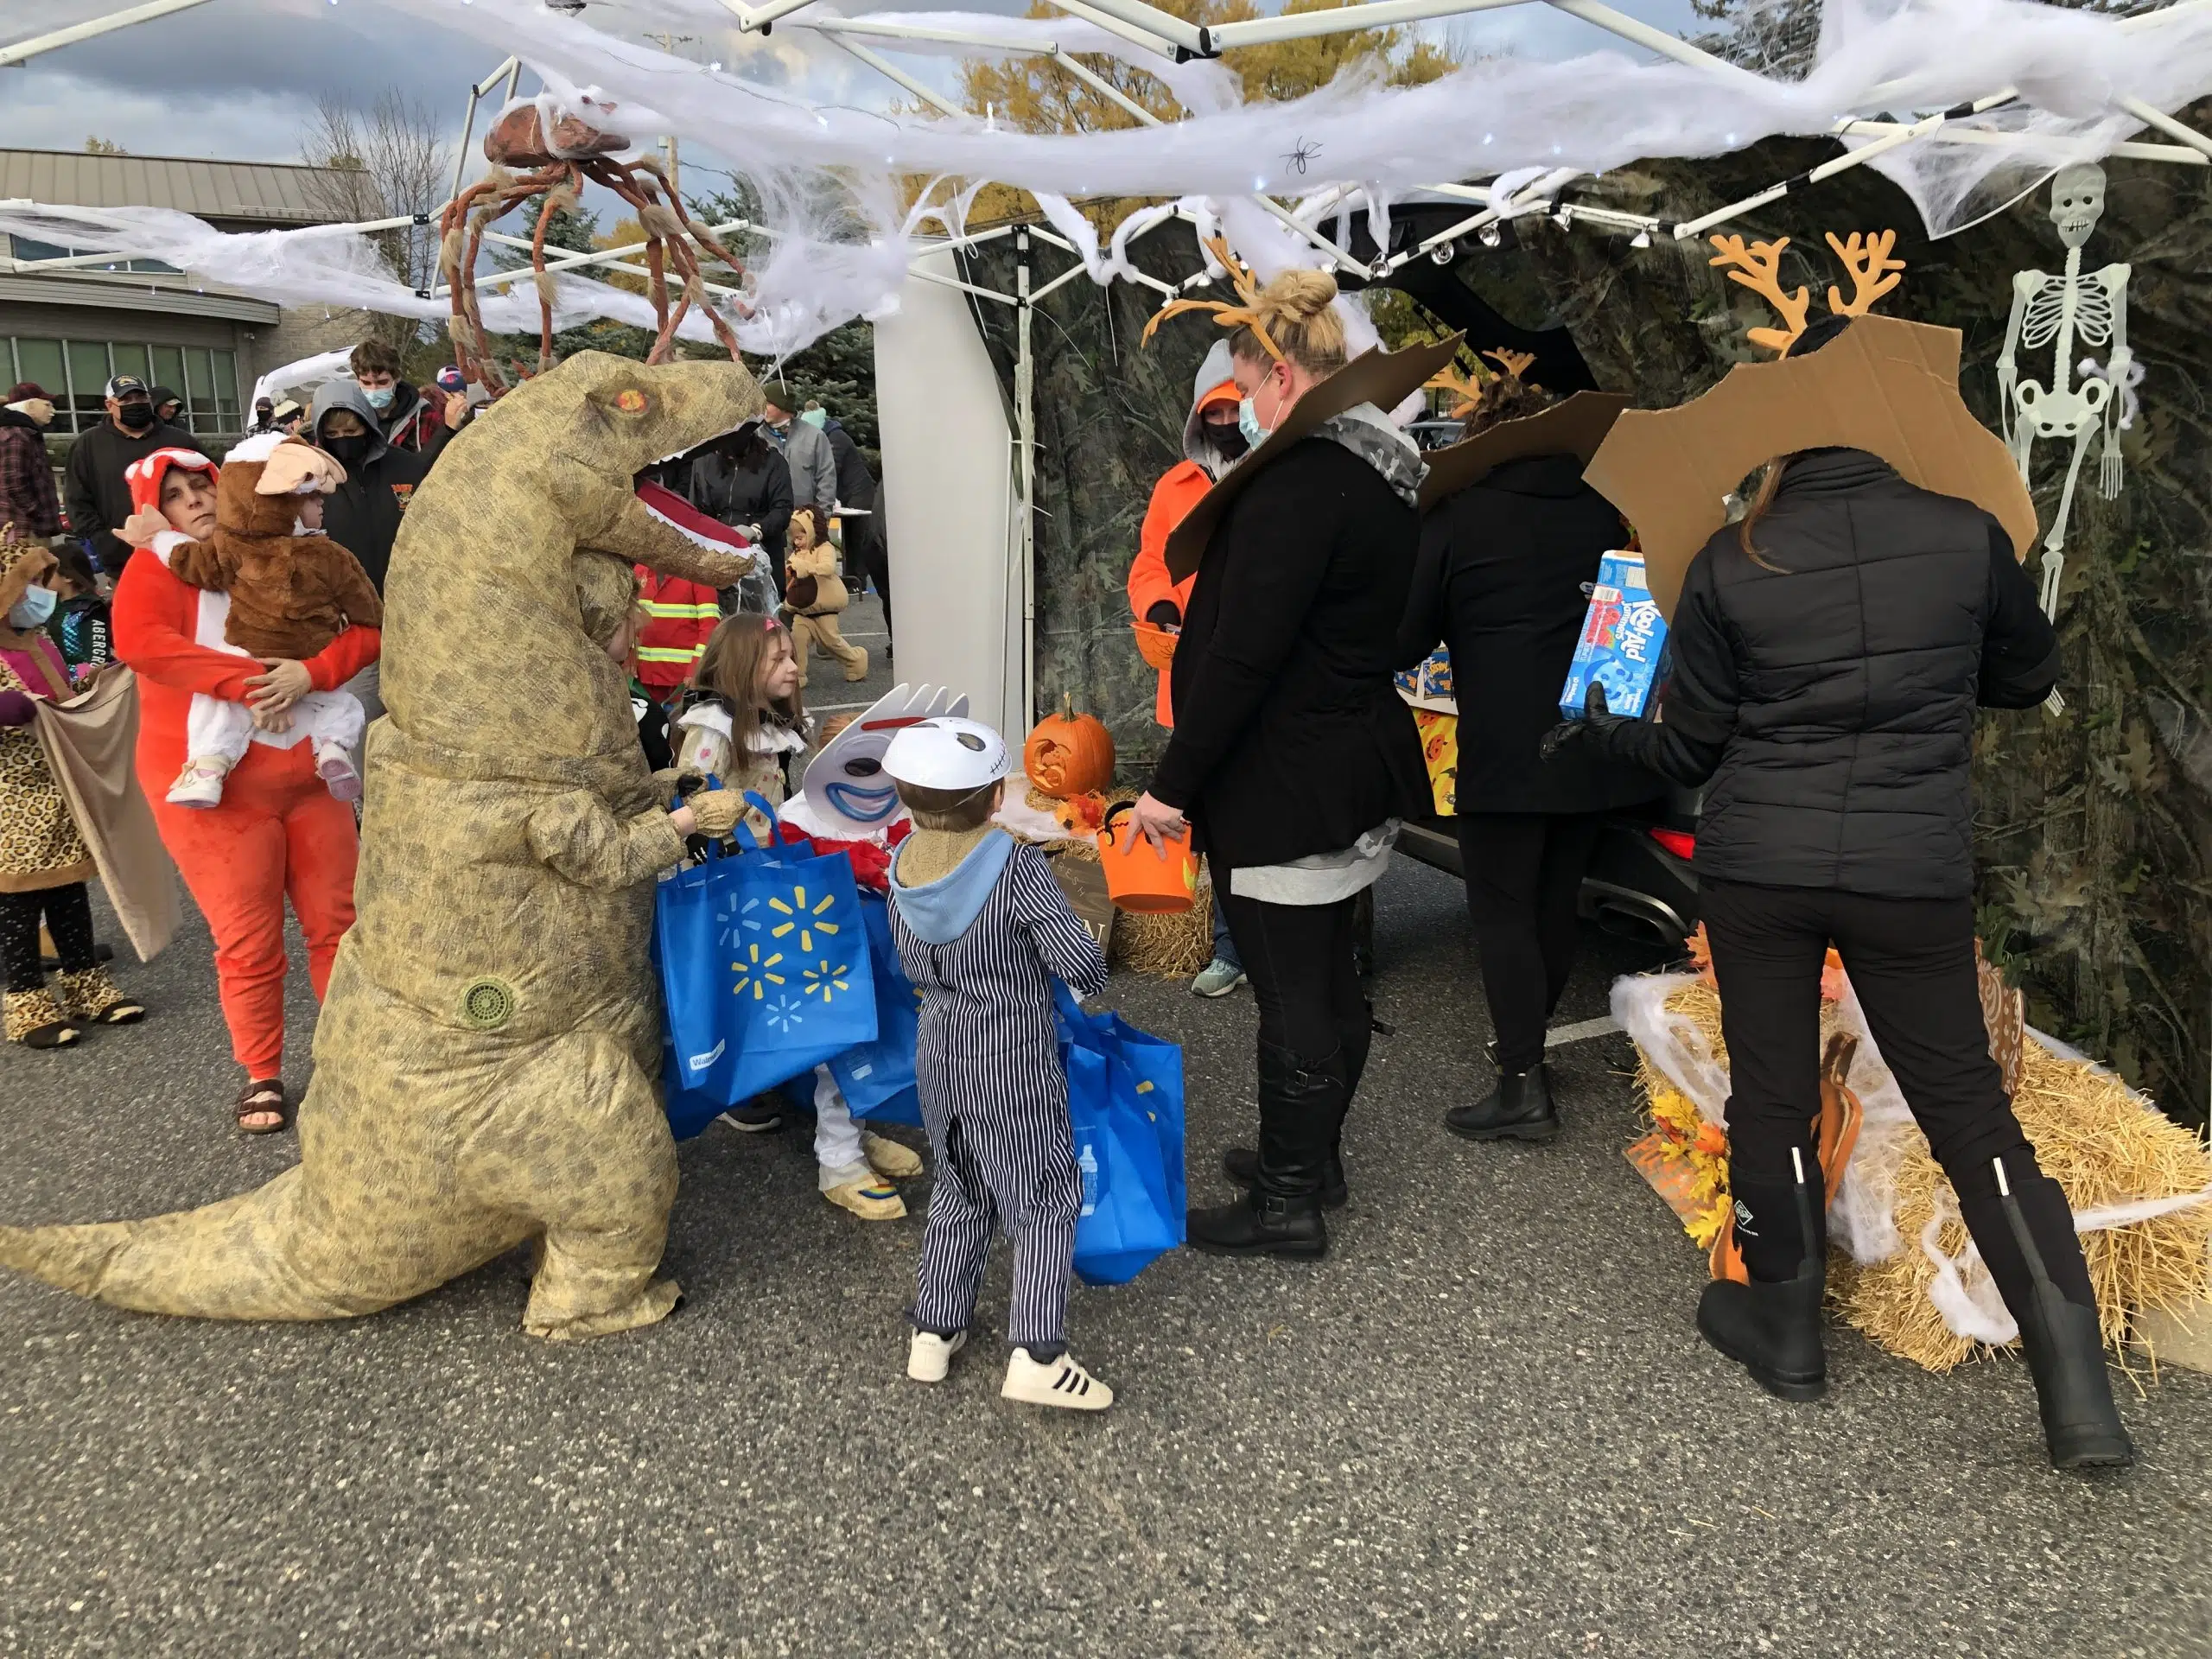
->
<box><xmin>7</xmin><ymin>0</ymin><xmax>1711</xmax><ymax>190</ymax></box>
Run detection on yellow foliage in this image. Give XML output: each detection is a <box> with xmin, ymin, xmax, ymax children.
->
<box><xmin>948</xmin><ymin>0</ymin><xmax>1459</xmax><ymax>236</ymax></box>
<box><xmin>593</xmin><ymin>217</ymin><xmax>651</xmax><ymax>297</ymax></box>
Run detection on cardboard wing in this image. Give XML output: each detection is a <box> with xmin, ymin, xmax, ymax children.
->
<box><xmin>1418</xmin><ymin>391</ymin><xmax>1632</xmax><ymax>512</ymax></box>
<box><xmin>1581</xmin><ymin>315</ymin><xmax>2037</xmax><ymax>620</ymax></box>
<box><xmin>1163</xmin><ymin>334</ymin><xmax>1464</xmax><ymax>583</ymax></box>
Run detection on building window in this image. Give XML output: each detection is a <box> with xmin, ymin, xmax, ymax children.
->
<box><xmin>4</xmin><ymin>337</ymin><xmax>239</xmax><ymax>436</ymax></box>
<box><xmin>4</xmin><ymin>234</ymin><xmax>179</xmax><ymax>276</ymax></box>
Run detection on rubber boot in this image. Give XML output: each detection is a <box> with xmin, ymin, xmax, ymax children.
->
<box><xmin>1696</xmin><ymin>1148</ymin><xmax>1827</xmax><ymax>1401</ymax></box>
<box><xmin>1982</xmin><ymin>1157</ymin><xmax>2134</xmax><ymax>1470</ymax></box>
<box><xmin>1445</xmin><ymin>1064</ymin><xmax>1559</xmax><ymax>1142</ymax></box>
<box><xmin>1189</xmin><ymin>1041</ymin><xmax>1337</xmax><ymax>1259</ymax></box>
<box><xmin>1220</xmin><ymin>1145</ymin><xmax>1347</xmax><ymax>1209</ymax></box>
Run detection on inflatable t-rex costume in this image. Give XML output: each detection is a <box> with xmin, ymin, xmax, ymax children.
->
<box><xmin>0</xmin><ymin>352</ymin><xmax>760</xmax><ymax>1338</ymax></box>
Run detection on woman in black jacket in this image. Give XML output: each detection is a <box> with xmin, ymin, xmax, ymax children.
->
<box><xmin>1554</xmin><ymin>317</ymin><xmax>2129</xmax><ymax>1470</ymax></box>
<box><xmin>1132</xmin><ymin>270</ymin><xmax>1430</xmax><ymax>1260</ymax></box>
<box><xmin>1399</xmin><ymin>378</ymin><xmax>1662</xmax><ymax>1143</ymax></box>
<box><xmin>693</xmin><ymin>424</ymin><xmax>794</xmax><ymax>594</ymax></box>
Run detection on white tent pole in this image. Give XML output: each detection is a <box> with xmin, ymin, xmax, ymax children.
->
<box><xmin>1052</xmin><ymin>0</ymin><xmax>1209</xmax><ymax>54</ymax></box>
<box><xmin>718</xmin><ymin>0</ymin><xmax>826</xmax><ymax>35</ymax></box>
<box><xmin>830</xmin><ymin>36</ymin><xmax>968</xmax><ymax>119</ymax></box>
<box><xmin>1015</xmin><ymin>224</ymin><xmax>1038</xmax><ymax>730</ymax></box>
<box><xmin>1208</xmin><ymin>0</ymin><xmax>1530</xmax><ymax>49</ymax></box>
<box><xmin>1044</xmin><ymin>0</ymin><xmax>1185</xmax><ymax>62</ymax></box>
<box><xmin>0</xmin><ymin>0</ymin><xmax>218</xmax><ymax>67</ymax></box>
<box><xmin>2122</xmin><ymin>97</ymin><xmax>2212</xmax><ymax>160</ymax></box>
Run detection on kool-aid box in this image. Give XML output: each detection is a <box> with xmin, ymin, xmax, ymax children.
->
<box><xmin>1559</xmin><ymin>551</ymin><xmax>1669</xmax><ymax>719</ymax></box>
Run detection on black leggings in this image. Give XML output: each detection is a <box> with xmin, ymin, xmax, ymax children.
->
<box><xmin>0</xmin><ymin>883</ymin><xmax>94</xmax><ymax>993</ymax></box>
<box><xmin>1458</xmin><ymin>811</ymin><xmax>1603</xmax><ymax>1071</ymax></box>
<box><xmin>858</xmin><ymin>522</ymin><xmax>892</xmax><ymax>643</ymax></box>
<box><xmin>1701</xmin><ymin>878</ymin><xmax>2094</xmax><ymax>1309</ymax></box>
<box><xmin>1220</xmin><ymin>890</ymin><xmax>1370</xmax><ymax>1086</ymax></box>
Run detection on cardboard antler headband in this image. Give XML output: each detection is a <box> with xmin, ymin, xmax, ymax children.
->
<box><xmin>1583</xmin><ymin>313</ymin><xmax>2038</xmax><ymax>620</ymax></box>
<box><xmin>1141</xmin><ymin>237</ymin><xmax>1283</xmax><ymax>360</ymax></box>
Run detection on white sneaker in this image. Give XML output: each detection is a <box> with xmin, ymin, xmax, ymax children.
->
<box><xmin>1001</xmin><ymin>1347</ymin><xmax>1113</xmax><ymax>1411</ymax></box>
<box><xmin>907</xmin><ymin>1328</ymin><xmax>966</xmax><ymax>1383</ymax></box>
<box><xmin>165</xmin><ymin>756</ymin><xmax>229</xmax><ymax>809</ymax></box>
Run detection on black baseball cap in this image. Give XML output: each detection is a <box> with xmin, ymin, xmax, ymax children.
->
<box><xmin>105</xmin><ymin>374</ymin><xmax>149</xmax><ymax>400</ymax></box>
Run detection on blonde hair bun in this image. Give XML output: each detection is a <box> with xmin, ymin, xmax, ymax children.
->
<box><xmin>1236</xmin><ymin>267</ymin><xmax>1349</xmax><ymax>376</ymax></box>
<box><xmin>1259</xmin><ymin>269</ymin><xmax>1338</xmax><ymax>321</ymax></box>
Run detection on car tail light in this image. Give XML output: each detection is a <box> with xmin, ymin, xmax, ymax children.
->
<box><xmin>1649</xmin><ymin>826</ymin><xmax>1695</xmax><ymax>860</ymax></box>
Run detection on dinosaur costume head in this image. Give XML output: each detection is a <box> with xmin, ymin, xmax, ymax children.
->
<box><xmin>381</xmin><ymin>353</ymin><xmax>760</xmax><ymax>769</ymax></box>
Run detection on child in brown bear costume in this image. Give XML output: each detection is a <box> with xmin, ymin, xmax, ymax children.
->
<box><xmin>118</xmin><ymin>432</ymin><xmax>384</xmax><ymax>808</ymax></box>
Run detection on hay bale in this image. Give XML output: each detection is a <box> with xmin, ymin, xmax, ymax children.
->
<box><xmin>1840</xmin><ymin>1041</ymin><xmax>2212</xmax><ymax>1372</ymax></box>
<box><xmin>1631</xmin><ymin>977</ymin><xmax>2212</xmax><ymax>1375</ymax></box>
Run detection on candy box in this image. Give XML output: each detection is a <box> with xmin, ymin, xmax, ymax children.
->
<box><xmin>1560</xmin><ymin>551</ymin><xmax>1669</xmax><ymax>719</ymax></box>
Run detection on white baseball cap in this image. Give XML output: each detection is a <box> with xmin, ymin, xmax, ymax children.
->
<box><xmin>881</xmin><ymin>717</ymin><xmax>1013</xmax><ymax>792</ymax></box>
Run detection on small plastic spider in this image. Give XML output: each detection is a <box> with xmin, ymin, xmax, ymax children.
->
<box><xmin>1282</xmin><ymin>137</ymin><xmax>1322</xmax><ymax>176</ymax></box>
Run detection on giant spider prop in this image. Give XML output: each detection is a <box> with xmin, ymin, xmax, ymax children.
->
<box><xmin>439</xmin><ymin>96</ymin><xmax>753</xmax><ymax>393</ymax></box>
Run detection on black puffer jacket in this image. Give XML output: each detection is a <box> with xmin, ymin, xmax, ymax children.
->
<box><xmin>1150</xmin><ymin>435</ymin><xmax>1429</xmax><ymax>872</ymax></box>
<box><xmin>1399</xmin><ymin>453</ymin><xmax>1663</xmax><ymax>816</ymax></box>
<box><xmin>1619</xmin><ymin>448</ymin><xmax>2057</xmax><ymax>899</ymax></box>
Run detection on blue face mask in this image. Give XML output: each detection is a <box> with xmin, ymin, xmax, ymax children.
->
<box><xmin>799</xmin><ymin>408</ymin><xmax>828</xmax><ymax>429</ymax></box>
<box><xmin>9</xmin><ymin>586</ymin><xmax>58</xmax><ymax>630</ymax></box>
<box><xmin>363</xmin><ymin>385</ymin><xmax>395</xmax><ymax>411</ymax></box>
<box><xmin>1237</xmin><ymin>395</ymin><xmax>1269</xmax><ymax>452</ymax></box>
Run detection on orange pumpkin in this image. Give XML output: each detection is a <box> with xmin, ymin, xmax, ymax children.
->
<box><xmin>1024</xmin><ymin>696</ymin><xmax>1116</xmax><ymax>799</ymax></box>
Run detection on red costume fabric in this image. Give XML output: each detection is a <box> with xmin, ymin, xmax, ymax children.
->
<box><xmin>113</xmin><ymin>537</ymin><xmax>378</xmax><ymax>1077</ymax></box>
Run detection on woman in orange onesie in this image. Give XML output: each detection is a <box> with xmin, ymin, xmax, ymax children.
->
<box><xmin>111</xmin><ymin>448</ymin><xmax>380</xmax><ymax>1133</ymax></box>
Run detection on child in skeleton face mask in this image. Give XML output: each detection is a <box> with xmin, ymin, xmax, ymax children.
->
<box><xmin>118</xmin><ymin>435</ymin><xmax>383</xmax><ymax>809</ymax></box>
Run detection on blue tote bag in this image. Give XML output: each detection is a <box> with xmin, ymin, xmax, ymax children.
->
<box><xmin>826</xmin><ymin>891</ymin><xmax>924</xmax><ymax>1127</ymax></box>
<box><xmin>1057</xmin><ymin>985</ymin><xmax>1186</xmax><ymax>1287</ymax></box>
<box><xmin>657</xmin><ymin>791</ymin><xmax>879</xmax><ymax>1138</ymax></box>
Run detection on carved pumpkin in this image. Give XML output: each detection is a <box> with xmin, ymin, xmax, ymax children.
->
<box><xmin>1024</xmin><ymin>697</ymin><xmax>1115</xmax><ymax>799</ymax></box>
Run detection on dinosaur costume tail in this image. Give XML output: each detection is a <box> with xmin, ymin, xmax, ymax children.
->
<box><xmin>0</xmin><ymin>1170</ymin><xmax>395</xmax><ymax>1321</ymax></box>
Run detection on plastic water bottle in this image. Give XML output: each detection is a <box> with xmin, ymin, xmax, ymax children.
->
<box><xmin>1077</xmin><ymin>1141</ymin><xmax>1100</xmax><ymax>1217</ymax></box>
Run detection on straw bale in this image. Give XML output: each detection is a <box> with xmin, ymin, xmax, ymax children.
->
<box><xmin>1635</xmin><ymin>978</ymin><xmax>2212</xmax><ymax>1376</ymax></box>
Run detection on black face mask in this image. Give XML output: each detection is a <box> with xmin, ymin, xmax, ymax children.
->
<box><xmin>324</xmin><ymin>434</ymin><xmax>372</xmax><ymax>468</ymax></box>
<box><xmin>1209</xmin><ymin>423</ymin><xmax>1249</xmax><ymax>461</ymax></box>
<box><xmin>117</xmin><ymin>403</ymin><xmax>155</xmax><ymax>431</ymax></box>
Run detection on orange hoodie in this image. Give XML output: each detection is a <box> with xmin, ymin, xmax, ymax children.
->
<box><xmin>1128</xmin><ymin>343</ymin><xmax>1244</xmax><ymax>728</ymax></box>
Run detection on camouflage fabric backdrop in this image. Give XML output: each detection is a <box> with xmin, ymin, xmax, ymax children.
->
<box><xmin>963</xmin><ymin>128</ymin><xmax>2212</xmax><ymax>1125</ymax></box>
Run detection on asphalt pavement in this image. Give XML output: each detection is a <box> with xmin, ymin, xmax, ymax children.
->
<box><xmin>3</xmin><ymin>593</ymin><xmax>2209</xmax><ymax>1657</ymax></box>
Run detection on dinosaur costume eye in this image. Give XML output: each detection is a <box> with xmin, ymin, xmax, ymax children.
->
<box><xmin>460</xmin><ymin>978</ymin><xmax>518</xmax><ymax>1030</ymax></box>
<box><xmin>615</xmin><ymin>389</ymin><xmax>648</xmax><ymax>413</ymax></box>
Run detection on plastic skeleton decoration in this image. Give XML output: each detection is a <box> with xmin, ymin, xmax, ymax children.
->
<box><xmin>1998</xmin><ymin>163</ymin><xmax>2134</xmax><ymax>618</ymax></box>
<box><xmin>1140</xmin><ymin>238</ymin><xmax>1283</xmax><ymax>359</ymax></box>
<box><xmin>439</xmin><ymin>95</ymin><xmax>753</xmax><ymax>393</ymax></box>
<box><xmin>1426</xmin><ymin>348</ymin><xmax>1540</xmax><ymax>418</ymax></box>
<box><xmin>800</xmin><ymin>683</ymin><xmax>969</xmax><ymax>839</ymax></box>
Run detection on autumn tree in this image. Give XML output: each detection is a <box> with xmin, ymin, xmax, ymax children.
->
<box><xmin>955</xmin><ymin>0</ymin><xmax>1455</xmax><ymax>221</ymax></box>
<box><xmin>299</xmin><ymin>90</ymin><xmax>449</xmax><ymax>352</ymax></box>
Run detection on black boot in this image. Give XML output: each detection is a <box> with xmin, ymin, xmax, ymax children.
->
<box><xmin>1696</xmin><ymin>1153</ymin><xmax>1827</xmax><ymax>1401</ymax></box>
<box><xmin>1220</xmin><ymin>1145</ymin><xmax>1347</xmax><ymax>1209</ymax></box>
<box><xmin>1978</xmin><ymin>1159</ymin><xmax>2134</xmax><ymax>1470</ymax></box>
<box><xmin>1189</xmin><ymin>1042</ymin><xmax>1338</xmax><ymax>1258</ymax></box>
<box><xmin>1445</xmin><ymin>1064</ymin><xmax>1558</xmax><ymax>1142</ymax></box>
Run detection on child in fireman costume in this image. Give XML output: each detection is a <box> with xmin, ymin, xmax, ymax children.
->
<box><xmin>1126</xmin><ymin>339</ymin><xmax>1249</xmax><ymax>998</ymax></box>
<box><xmin>119</xmin><ymin>433</ymin><xmax>382</xmax><ymax>809</ymax></box>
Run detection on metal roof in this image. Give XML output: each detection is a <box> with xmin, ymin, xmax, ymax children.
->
<box><xmin>0</xmin><ymin>149</ymin><xmax>354</xmax><ymax>226</ymax></box>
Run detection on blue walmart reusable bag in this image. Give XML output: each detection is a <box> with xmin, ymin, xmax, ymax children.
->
<box><xmin>825</xmin><ymin>890</ymin><xmax>924</xmax><ymax>1128</ymax></box>
<box><xmin>1055</xmin><ymin>984</ymin><xmax>1186</xmax><ymax>1286</ymax></box>
<box><xmin>656</xmin><ymin>790</ymin><xmax>879</xmax><ymax>1138</ymax></box>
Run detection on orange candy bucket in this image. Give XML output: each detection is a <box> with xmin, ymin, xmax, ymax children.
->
<box><xmin>1096</xmin><ymin>802</ymin><xmax>1199</xmax><ymax>913</ymax></box>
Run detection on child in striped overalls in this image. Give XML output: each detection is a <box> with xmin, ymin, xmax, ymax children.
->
<box><xmin>883</xmin><ymin>717</ymin><xmax>1113</xmax><ymax>1410</ymax></box>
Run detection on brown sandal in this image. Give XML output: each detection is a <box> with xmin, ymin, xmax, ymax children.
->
<box><xmin>236</xmin><ymin>1077</ymin><xmax>291</xmax><ymax>1135</ymax></box>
